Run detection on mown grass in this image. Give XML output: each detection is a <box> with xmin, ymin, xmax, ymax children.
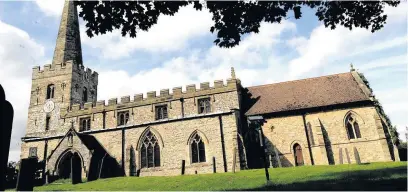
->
<box><xmin>34</xmin><ymin>161</ymin><xmax>407</xmax><ymax>191</ymax></box>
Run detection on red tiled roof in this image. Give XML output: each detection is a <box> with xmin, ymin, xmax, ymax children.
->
<box><xmin>244</xmin><ymin>72</ymin><xmax>371</xmax><ymax>116</ymax></box>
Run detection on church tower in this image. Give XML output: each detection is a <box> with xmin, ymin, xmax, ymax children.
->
<box><xmin>25</xmin><ymin>0</ymin><xmax>98</xmax><ymax>138</ymax></box>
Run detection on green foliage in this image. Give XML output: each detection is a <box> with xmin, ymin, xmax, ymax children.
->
<box><xmin>33</xmin><ymin>162</ymin><xmax>407</xmax><ymax>191</ymax></box>
<box><xmin>76</xmin><ymin>1</ymin><xmax>401</xmax><ymax>48</ymax></box>
<box><xmin>358</xmin><ymin>72</ymin><xmax>400</xmax><ymax>146</ymax></box>
<box><xmin>5</xmin><ymin>162</ymin><xmax>18</xmax><ymax>189</ymax></box>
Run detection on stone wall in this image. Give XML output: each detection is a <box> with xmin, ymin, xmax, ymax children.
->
<box><xmin>22</xmin><ymin>73</ymin><xmax>243</xmax><ymax>177</ymax></box>
<box><xmin>262</xmin><ymin>106</ymin><xmax>394</xmax><ymax>167</ymax></box>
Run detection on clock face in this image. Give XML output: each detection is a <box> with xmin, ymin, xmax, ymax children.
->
<box><xmin>44</xmin><ymin>100</ymin><xmax>55</xmax><ymax>113</ymax></box>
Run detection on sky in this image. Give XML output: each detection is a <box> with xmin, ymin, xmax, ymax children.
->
<box><xmin>0</xmin><ymin>0</ymin><xmax>407</xmax><ymax>162</ymax></box>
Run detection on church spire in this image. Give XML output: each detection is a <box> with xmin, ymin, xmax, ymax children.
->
<box><xmin>52</xmin><ymin>0</ymin><xmax>83</xmax><ymax>65</ymax></box>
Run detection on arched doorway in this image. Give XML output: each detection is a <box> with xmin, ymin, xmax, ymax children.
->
<box><xmin>293</xmin><ymin>143</ymin><xmax>304</xmax><ymax>166</ymax></box>
<box><xmin>57</xmin><ymin>151</ymin><xmax>82</xmax><ymax>184</ymax></box>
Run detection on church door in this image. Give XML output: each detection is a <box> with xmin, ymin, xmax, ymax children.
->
<box><xmin>294</xmin><ymin>144</ymin><xmax>304</xmax><ymax>166</ymax></box>
<box><xmin>58</xmin><ymin>151</ymin><xmax>82</xmax><ymax>183</ymax></box>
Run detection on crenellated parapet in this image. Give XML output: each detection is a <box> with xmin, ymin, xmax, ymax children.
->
<box><xmin>32</xmin><ymin>61</ymin><xmax>75</xmax><ymax>80</ymax></box>
<box><xmin>72</xmin><ymin>62</ymin><xmax>98</xmax><ymax>84</ymax></box>
<box><xmin>61</xmin><ymin>78</ymin><xmax>240</xmax><ymax>118</ymax></box>
<box><xmin>31</xmin><ymin>60</ymin><xmax>98</xmax><ymax>84</ymax></box>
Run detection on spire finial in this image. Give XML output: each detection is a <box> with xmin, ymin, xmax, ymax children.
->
<box><xmin>52</xmin><ymin>0</ymin><xmax>83</xmax><ymax>65</ymax></box>
<box><xmin>231</xmin><ymin>67</ymin><xmax>236</xmax><ymax>79</ymax></box>
<box><xmin>350</xmin><ymin>63</ymin><xmax>355</xmax><ymax>71</ymax></box>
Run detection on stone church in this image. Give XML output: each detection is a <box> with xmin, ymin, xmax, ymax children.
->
<box><xmin>20</xmin><ymin>1</ymin><xmax>399</xmax><ymax>182</ymax></box>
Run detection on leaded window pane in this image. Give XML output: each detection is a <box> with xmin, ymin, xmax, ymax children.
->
<box><xmin>198</xmin><ymin>98</ymin><xmax>211</xmax><ymax>114</ymax></box>
<box><xmin>82</xmin><ymin>119</ymin><xmax>86</xmax><ymax>131</ymax></box>
<box><xmin>154</xmin><ymin>144</ymin><xmax>160</xmax><ymax>167</ymax></box>
<box><xmin>147</xmin><ymin>145</ymin><xmax>154</xmax><ymax>168</ymax></box>
<box><xmin>46</xmin><ymin>84</ymin><xmax>55</xmax><ymax>99</ymax></box>
<box><xmin>118</xmin><ymin>112</ymin><xmax>129</xmax><ymax>126</ymax></box>
<box><xmin>199</xmin><ymin>140</ymin><xmax>206</xmax><ymax>162</ymax></box>
<box><xmin>155</xmin><ymin>106</ymin><xmax>168</xmax><ymax>120</ymax></box>
<box><xmin>125</xmin><ymin>113</ymin><xmax>129</xmax><ymax>124</ymax></box>
<box><xmin>140</xmin><ymin>130</ymin><xmax>161</xmax><ymax>168</ymax></box>
<box><xmin>347</xmin><ymin>122</ymin><xmax>355</xmax><ymax>139</ymax></box>
<box><xmin>141</xmin><ymin>145</ymin><xmax>147</xmax><ymax>168</ymax></box>
<box><xmin>354</xmin><ymin>121</ymin><xmax>361</xmax><ymax>138</ymax></box>
<box><xmin>191</xmin><ymin>134</ymin><xmax>206</xmax><ymax>163</ymax></box>
<box><xmin>87</xmin><ymin>119</ymin><xmax>91</xmax><ymax>130</ymax></box>
<box><xmin>192</xmin><ymin>142</ymin><xmax>198</xmax><ymax>163</ymax></box>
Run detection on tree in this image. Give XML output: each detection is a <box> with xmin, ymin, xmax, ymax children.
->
<box><xmin>76</xmin><ymin>0</ymin><xmax>401</xmax><ymax>48</ymax></box>
<box><xmin>5</xmin><ymin>161</ymin><xmax>18</xmax><ymax>189</ymax></box>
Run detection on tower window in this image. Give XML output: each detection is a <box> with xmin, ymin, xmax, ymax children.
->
<box><xmin>45</xmin><ymin>116</ymin><xmax>51</xmax><ymax>131</ymax></box>
<box><xmin>155</xmin><ymin>105</ymin><xmax>168</xmax><ymax>120</ymax></box>
<box><xmin>198</xmin><ymin>98</ymin><xmax>211</xmax><ymax>114</ymax></box>
<box><xmin>82</xmin><ymin>87</ymin><xmax>88</xmax><ymax>102</ymax></box>
<box><xmin>46</xmin><ymin>84</ymin><xmax>55</xmax><ymax>99</ymax></box>
<box><xmin>80</xmin><ymin>117</ymin><xmax>91</xmax><ymax>131</ymax></box>
<box><xmin>29</xmin><ymin>147</ymin><xmax>37</xmax><ymax>157</ymax></box>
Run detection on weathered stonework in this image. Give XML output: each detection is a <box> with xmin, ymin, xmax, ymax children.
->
<box><xmin>262</xmin><ymin>106</ymin><xmax>395</xmax><ymax>167</ymax></box>
<box><xmin>20</xmin><ymin>0</ymin><xmax>397</xmax><ymax>182</ymax></box>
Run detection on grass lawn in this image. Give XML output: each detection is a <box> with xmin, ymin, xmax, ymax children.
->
<box><xmin>34</xmin><ymin>161</ymin><xmax>407</xmax><ymax>191</ymax></box>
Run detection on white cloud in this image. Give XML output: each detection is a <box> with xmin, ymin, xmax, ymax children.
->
<box><xmin>0</xmin><ymin>20</ymin><xmax>46</xmax><ymax>162</ymax></box>
<box><xmin>35</xmin><ymin>0</ymin><xmax>65</xmax><ymax>17</ymax></box>
<box><xmin>95</xmin><ymin>20</ymin><xmax>297</xmax><ymax>102</ymax></box>
<box><xmin>6</xmin><ymin>0</ymin><xmax>408</xmax><ymax>162</ymax></box>
<box><xmin>81</xmin><ymin>5</ymin><xmax>213</xmax><ymax>59</ymax></box>
<box><xmin>384</xmin><ymin>2</ymin><xmax>408</xmax><ymax>24</ymax></box>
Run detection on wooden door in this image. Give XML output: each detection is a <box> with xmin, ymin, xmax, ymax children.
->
<box><xmin>294</xmin><ymin>144</ymin><xmax>304</xmax><ymax>166</ymax></box>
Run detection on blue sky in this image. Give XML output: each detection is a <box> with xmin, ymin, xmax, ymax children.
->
<box><xmin>0</xmin><ymin>0</ymin><xmax>407</xmax><ymax>162</ymax></box>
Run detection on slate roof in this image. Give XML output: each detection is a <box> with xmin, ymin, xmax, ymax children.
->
<box><xmin>244</xmin><ymin>72</ymin><xmax>371</xmax><ymax>116</ymax></box>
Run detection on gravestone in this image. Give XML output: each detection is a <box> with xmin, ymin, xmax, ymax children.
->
<box><xmin>16</xmin><ymin>157</ymin><xmax>38</xmax><ymax>191</ymax></box>
<box><xmin>0</xmin><ymin>84</ymin><xmax>14</xmax><ymax>191</ymax></box>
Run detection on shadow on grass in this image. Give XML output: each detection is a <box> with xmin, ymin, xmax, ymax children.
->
<box><xmin>240</xmin><ymin>166</ymin><xmax>407</xmax><ymax>191</ymax></box>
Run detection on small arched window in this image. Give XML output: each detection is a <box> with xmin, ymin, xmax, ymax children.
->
<box><xmin>117</xmin><ymin>111</ymin><xmax>129</xmax><ymax>126</ymax></box>
<box><xmin>140</xmin><ymin>130</ymin><xmax>160</xmax><ymax>168</ymax></box>
<box><xmin>82</xmin><ymin>87</ymin><xmax>87</xmax><ymax>102</ymax></box>
<box><xmin>345</xmin><ymin>114</ymin><xmax>361</xmax><ymax>139</ymax></box>
<box><xmin>46</xmin><ymin>84</ymin><xmax>55</xmax><ymax>99</ymax></box>
<box><xmin>190</xmin><ymin>133</ymin><xmax>206</xmax><ymax>163</ymax></box>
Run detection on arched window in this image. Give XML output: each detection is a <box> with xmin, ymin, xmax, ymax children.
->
<box><xmin>140</xmin><ymin>130</ymin><xmax>160</xmax><ymax>168</ymax></box>
<box><xmin>117</xmin><ymin>111</ymin><xmax>129</xmax><ymax>126</ymax></box>
<box><xmin>80</xmin><ymin>117</ymin><xmax>91</xmax><ymax>132</ymax></box>
<box><xmin>46</xmin><ymin>84</ymin><xmax>55</xmax><ymax>99</ymax></box>
<box><xmin>345</xmin><ymin>114</ymin><xmax>361</xmax><ymax>139</ymax></box>
<box><xmin>82</xmin><ymin>87</ymin><xmax>88</xmax><ymax>102</ymax></box>
<box><xmin>190</xmin><ymin>133</ymin><xmax>206</xmax><ymax>163</ymax></box>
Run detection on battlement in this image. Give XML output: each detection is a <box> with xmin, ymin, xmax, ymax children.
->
<box><xmin>31</xmin><ymin>60</ymin><xmax>98</xmax><ymax>83</ymax></box>
<box><xmin>61</xmin><ymin>78</ymin><xmax>239</xmax><ymax>118</ymax></box>
<box><xmin>32</xmin><ymin>60</ymin><xmax>75</xmax><ymax>79</ymax></box>
<box><xmin>72</xmin><ymin>63</ymin><xmax>98</xmax><ymax>83</ymax></box>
